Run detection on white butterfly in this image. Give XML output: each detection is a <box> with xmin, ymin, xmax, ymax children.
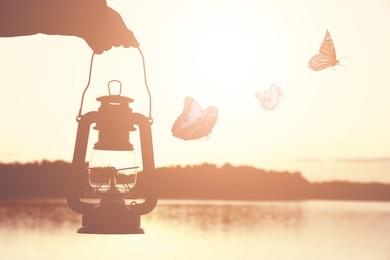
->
<box><xmin>255</xmin><ymin>84</ymin><xmax>282</xmax><ymax>111</ymax></box>
<box><xmin>172</xmin><ymin>97</ymin><xmax>218</xmax><ymax>141</ymax></box>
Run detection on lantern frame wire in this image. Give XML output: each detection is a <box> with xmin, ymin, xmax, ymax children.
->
<box><xmin>76</xmin><ymin>47</ymin><xmax>152</xmax><ymax>122</ymax></box>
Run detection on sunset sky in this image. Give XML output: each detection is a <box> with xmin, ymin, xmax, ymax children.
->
<box><xmin>0</xmin><ymin>0</ymin><xmax>389</xmax><ymax>183</ymax></box>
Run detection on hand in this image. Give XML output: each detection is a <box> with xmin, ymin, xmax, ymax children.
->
<box><xmin>82</xmin><ymin>7</ymin><xmax>140</xmax><ymax>54</ymax></box>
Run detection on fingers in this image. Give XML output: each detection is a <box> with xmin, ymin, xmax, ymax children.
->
<box><xmin>88</xmin><ymin>7</ymin><xmax>139</xmax><ymax>54</ymax></box>
<box><xmin>107</xmin><ymin>7</ymin><xmax>140</xmax><ymax>48</ymax></box>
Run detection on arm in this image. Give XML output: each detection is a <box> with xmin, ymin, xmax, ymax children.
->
<box><xmin>0</xmin><ymin>0</ymin><xmax>139</xmax><ymax>53</ymax></box>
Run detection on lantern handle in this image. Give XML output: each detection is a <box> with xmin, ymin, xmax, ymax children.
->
<box><xmin>137</xmin><ymin>47</ymin><xmax>153</xmax><ymax>121</ymax></box>
<box><xmin>76</xmin><ymin>47</ymin><xmax>153</xmax><ymax>122</ymax></box>
<box><xmin>76</xmin><ymin>52</ymin><xmax>95</xmax><ymax>122</ymax></box>
<box><xmin>108</xmin><ymin>80</ymin><xmax>122</xmax><ymax>96</ymax></box>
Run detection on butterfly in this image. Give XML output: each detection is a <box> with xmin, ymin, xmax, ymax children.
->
<box><xmin>255</xmin><ymin>84</ymin><xmax>282</xmax><ymax>111</ymax></box>
<box><xmin>309</xmin><ymin>30</ymin><xmax>341</xmax><ymax>71</ymax></box>
<box><xmin>172</xmin><ymin>97</ymin><xmax>218</xmax><ymax>141</ymax></box>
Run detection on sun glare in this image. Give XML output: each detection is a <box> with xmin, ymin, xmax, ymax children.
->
<box><xmin>195</xmin><ymin>27</ymin><xmax>255</xmax><ymax>88</ymax></box>
<box><xmin>174</xmin><ymin>2</ymin><xmax>283</xmax><ymax>109</ymax></box>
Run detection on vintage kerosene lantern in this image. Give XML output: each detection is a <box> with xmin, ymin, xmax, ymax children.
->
<box><xmin>67</xmin><ymin>80</ymin><xmax>157</xmax><ymax>234</ymax></box>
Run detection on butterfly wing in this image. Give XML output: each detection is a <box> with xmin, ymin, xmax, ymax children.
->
<box><xmin>172</xmin><ymin>97</ymin><xmax>204</xmax><ymax>137</ymax></box>
<box><xmin>309</xmin><ymin>30</ymin><xmax>339</xmax><ymax>71</ymax></box>
<box><xmin>255</xmin><ymin>91</ymin><xmax>271</xmax><ymax>110</ymax></box>
<box><xmin>255</xmin><ymin>91</ymin><xmax>267</xmax><ymax>102</ymax></box>
<box><xmin>319</xmin><ymin>30</ymin><xmax>337</xmax><ymax>59</ymax></box>
<box><xmin>172</xmin><ymin>97</ymin><xmax>218</xmax><ymax>140</ymax></box>
<box><xmin>269</xmin><ymin>85</ymin><xmax>282</xmax><ymax>109</ymax></box>
<box><xmin>255</xmin><ymin>85</ymin><xmax>281</xmax><ymax>110</ymax></box>
<box><xmin>177</xmin><ymin>106</ymin><xmax>218</xmax><ymax>140</ymax></box>
<box><xmin>309</xmin><ymin>53</ymin><xmax>333</xmax><ymax>71</ymax></box>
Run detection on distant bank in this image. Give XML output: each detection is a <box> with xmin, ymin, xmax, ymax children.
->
<box><xmin>0</xmin><ymin>160</ymin><xmax>389</xmax><ymax>201</ymax></box>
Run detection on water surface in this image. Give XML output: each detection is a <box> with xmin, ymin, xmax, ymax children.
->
<box><xmin>0</xmin><ymin>199</ymin><xmax>389</xmax><ymax>259</ymax></box>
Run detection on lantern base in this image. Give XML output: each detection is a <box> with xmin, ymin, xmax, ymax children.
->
<box><xmin>77</xmin><ymin>201</ymin><xmax>144</xmax><ymax>234</ymax></box>
<box><xmin>77</xmin><ymin>226</ymin><xmax>144</xmax><ymax>235</ymax></box>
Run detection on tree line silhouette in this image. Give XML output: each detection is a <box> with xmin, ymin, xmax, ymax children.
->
<box><xmin>0</xmin><ymin>160</ymin><xmax>389</xmax><ymax>201</ymax></box>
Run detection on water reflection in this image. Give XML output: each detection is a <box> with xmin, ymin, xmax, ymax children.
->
<box><xmin>0</xmin><ymin>199</ymin><xmax>389</xmax><ymax>260</ymax></box>
<box><xmin>150</xmin><ymin>200</ymin><xmax>304</xmax><ymax>232</ymax></box>
<box><xmin>0</xmin><ymin>199</ymin><xmax>79</xmax><ymax>231</ymax></box>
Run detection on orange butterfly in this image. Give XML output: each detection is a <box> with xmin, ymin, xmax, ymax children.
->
<box><xmin>172</xmin><ymin>97</ymin><xmax>218</xmax><ymax>141</ymax></box>
<box><xmin>309</xmin><ymin>30</ymin><xmax>341</xmax><ymax>71</ymax></box>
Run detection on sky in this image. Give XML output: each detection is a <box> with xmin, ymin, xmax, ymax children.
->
<box><xmin>0</xmin><ymin>0</ymin><xmax>389</xmax><ymax>183</ymax></box>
